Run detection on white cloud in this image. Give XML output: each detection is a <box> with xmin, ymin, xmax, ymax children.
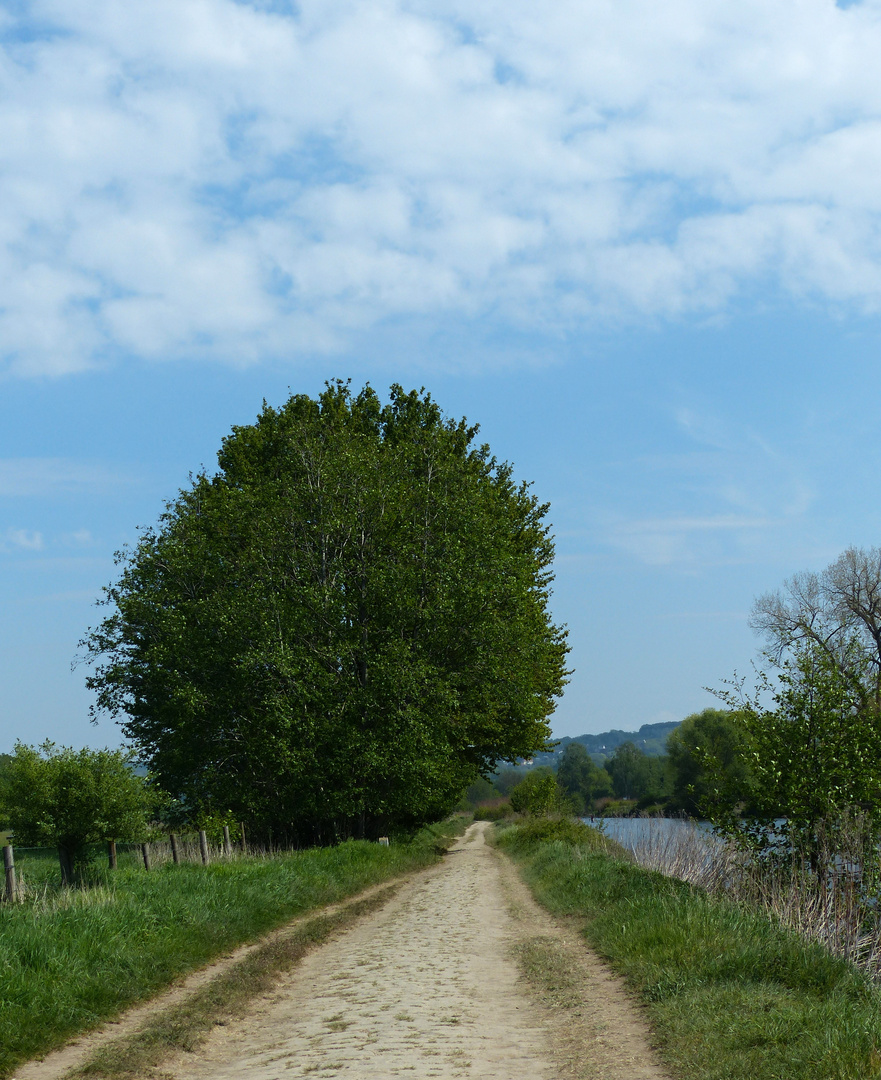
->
<box><xmin>63</xmin><ymin>529</ymin><xmax>94</xmax><ymax>547</ymax></box>
<box><xmin>0</xmin><ymin>459</ymin><xmax>128</xmax><ymax>496</ymax></box>
<box><xmin>5</xmin><ymin>528</ymin><xmax>44</xmax><ymax>551</ymax></box>
<box><xmin>4</xmin><ymin>0</ymin><xmax>881</xmax><ymax>373</ymax></box>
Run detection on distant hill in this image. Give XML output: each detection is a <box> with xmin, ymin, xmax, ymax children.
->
<box><xmin>529</xmin><ymin>720</ymin><xmax>681</xmax><ymax>766</ymax></box>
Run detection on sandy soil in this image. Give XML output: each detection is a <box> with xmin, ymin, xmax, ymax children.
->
<box><xmin>167</xmin><ymin>821</ymin><xmax>669</xmax><ymax>1080</ymax></box>
<box><xmin>16</xmin><ymin>821</ymin><xmax>671</xmax><ymax>1080</ymax></box>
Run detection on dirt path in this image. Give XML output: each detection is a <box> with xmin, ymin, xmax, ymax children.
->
<box><xmin>15</xmin><ymin>822</ymin><xmax>670</xmax><ymax>1080</ymax></box>
<box><xmin>163</xmin><ymin>821</ymin><xmax>669</xmax><ymax>1080</ymax></box>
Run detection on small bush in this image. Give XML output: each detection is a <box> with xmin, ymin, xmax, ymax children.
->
<box><xmin>595</xmin><ymin>797</ymin><xmax>638</xmax><ymax>816</ymax></box>
<box><xmin>509</xmin><ymin>770</ymin><xmax>568</xmax><ymax>815</ymax></box>
<box><xmin>473</xmin><ymin>800</ymin><xmax>512</xmax><ymax>821</ymax></box>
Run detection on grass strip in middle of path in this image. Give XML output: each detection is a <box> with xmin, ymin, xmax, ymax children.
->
<box><xmin>496</xmin><ymin>818</ymin><xmax>881</xmax><ymax>1080</ymax></box>
<box><xmin>71</xmin><ymin>884</ymin><xmax>401</xmax><ymax>1080</ymax></box>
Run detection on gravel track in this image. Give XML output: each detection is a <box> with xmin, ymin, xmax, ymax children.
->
<box><xmin>167</xmin><ymin>821</ymin><xmax>668</xmax><ymax>1080</ymax></box>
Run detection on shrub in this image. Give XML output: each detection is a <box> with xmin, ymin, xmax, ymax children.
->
<box><xmin>509</xmin><ymin>770</ymin><xmax>570</xmax><ymax>815</ymax></box>
<box><xmin>497</xmin><ymin>816</ymin><xmax>614</xmax><ymax>853</ymax></box>
<box><xmin>473</xmin><ymin>801</ymin><xmax>512</xmax><ymax>821</ymax></box>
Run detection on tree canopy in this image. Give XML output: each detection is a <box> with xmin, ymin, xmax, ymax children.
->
<box><xmin>555</xmin><ymin>742</ymin><xmax>612</xmax><ymax>813</ymax></box>
<box><xmin>712</xmin><ymin>642</ymin><xmax>881</xmax><ymax>858</ymax></box>
<box><xmin>751</xmin><ymin>546</ymin><xmax>881</xmax><ymax>711</ymax></box>
<box><xmin>606</xmin><ymin>741</ymin><xmax>670</xmax><ymax>805</ymax></box>
<box><xmin>508</xmin><ymin>768</ymin><xmax>566</xmax><ymax>816</ymax></box>
<box><xmin>666</xmin><ymin>708</ymin><xmax>753</xmax><ymax>818</ymax></box>
<box><xmin>703</xmin><ymin>546</ymin><xmax>881</xmax><ymax>859</ymax></box>
<box><xmin>2</xmin><ymin>743</ymin><xmax>155</xmax><ymax>882</ymax></box>
<box><xmin>82</xmin><ymin>382</ymin><xmax>569</xmax><ymax>842</ymax></box>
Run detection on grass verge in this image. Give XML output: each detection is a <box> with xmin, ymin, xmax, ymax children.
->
<box><xmin>0</xmin><ymin>818</ymin><xmax>465</xmax><ymax>1079</ymax></box>
<box><xmin>496</xmin><ymin>818</ymin><xmax>881</xmax><ymax>1080</ymax></box>
<box><xmin>72</xmin><ymin>886</ymin><xmax>399</xmax><ymax>1080</ymax></box>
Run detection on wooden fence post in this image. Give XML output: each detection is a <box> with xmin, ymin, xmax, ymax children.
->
<box><xmin>141</xmin><ymin>843</ymin><xmax>151</xmax><ymax>871</ymax></box>
<box><xmin>199</xmin><ymin>830</ymin><xmax>210</xmax><ymax>865</ymax></box>
<box><xmin>223</xmin><ymin>825</ymin><xmax>232</xmax><ymax>857</ymax></box>
<box><xmin>170</xmin><ymin>833</ymin><xmax>180</xmax><ymax>864</ymax></box>
<box><xmin>239</xmin><ymin>822</ymin><xmax>247</xmax><ymax>854</ymax></box>
<box><xmin>3</xmin><ymin>845</ymin><xmax>16</xmax><ymax>902</ymax></box>
<box><xmin>108</xmin><ymin>840</ymin><xmax>117</xmax><ymax>870</ymax></box>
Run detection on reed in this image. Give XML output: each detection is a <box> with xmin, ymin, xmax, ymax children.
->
<box><xmin>618</xmin><ymin>814</ymin><xmax>881</xmax><ymax>981</ymax></box>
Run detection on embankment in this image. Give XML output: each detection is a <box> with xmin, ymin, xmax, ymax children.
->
<box><xmin>497</xmin><ymin>818</ymin><xmax>881</xmax><ymax>1080</ymax></box>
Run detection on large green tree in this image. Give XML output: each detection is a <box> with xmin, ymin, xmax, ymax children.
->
<box><xmin>607</xmin><ymin>741</ymin><xmax>670</xmax><ymax>804</ymax></box>
<box><xmin>83</xmin><ymin>383</ymin><xmax>569</xmax><ymax>842</ymax></box>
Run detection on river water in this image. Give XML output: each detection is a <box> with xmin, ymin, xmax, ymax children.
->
<box><xmin>584</xmin><ymin>816</ymin><xmax>714</xmax><ymax>848</ymax></box>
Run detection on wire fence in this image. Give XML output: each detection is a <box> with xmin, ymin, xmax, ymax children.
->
<box><xmin>2</xmin><ymin>827</ymin><xmax>253</xmax><ymax>900</ymax></box>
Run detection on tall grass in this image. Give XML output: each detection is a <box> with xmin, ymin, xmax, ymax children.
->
<box><xmin>497</xmin><ymin>818</ymin><xmax>881</xmax><ymax>1080</ymax></box>
<box><xmin>0</xmin><ymin>819</ymin><xmax>463</xmax><ymax>1079</ymax></box>
<box><xmin>615</xmin><ymin>815</ymin><xmax>881</xmax><ymax>981</ymax></box>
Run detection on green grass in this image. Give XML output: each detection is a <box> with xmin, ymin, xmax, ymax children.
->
<box><xmin>496</xmin><ymin>818</ymin><xmax>881</xmax><ymax>1080</ymax></box>
<box><xmin>72</xmin><ymin>886</ymin><xmax>401</xmax><ymax>1080</ymax></box>
<box><xmin>0</xmin><ymin>819</ymin><xmax>465</xmax><ymax>1079</ymax></box>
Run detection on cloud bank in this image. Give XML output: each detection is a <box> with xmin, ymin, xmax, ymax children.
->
<box><xmin>3</xmin><ymin>0</ymin><xmax>881</xmax><ymax>374</ymax></box>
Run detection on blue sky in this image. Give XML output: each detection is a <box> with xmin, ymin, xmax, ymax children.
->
<box><xmin>3</xmin><ymin>0</ymin><xmax>881</xmax><ymax>753</ymax></box>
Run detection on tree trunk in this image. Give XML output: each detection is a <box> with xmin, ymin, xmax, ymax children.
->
<box><xmin>58</xmin><ymin>844</ymin><xmax>74</xmax><ymax>886</ymax></box>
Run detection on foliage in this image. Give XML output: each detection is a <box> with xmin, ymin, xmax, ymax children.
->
<box><xmin>498</xmin><ymin>823</ymin><xmax>881</xmax><ymax>1080</ymax></box>
<box><xmin>191</xmin><ymin>809</ymin><xmax>242</xmax><ymax>846</ymax></box>
<box><xmin>508</xmin><ymin>768</ymin><xmax>569</xmax><ymax>815</ymax></box>
<box><xmin>472</xmin><ymin>801</ymin><xmax>513</xmax><ymax>821</ymax></box>
<box><xmin>496</xmin><ymin>815</ymin><xmax>612</xmax><ymax>851</ymax></box>
<box><xmin>492</xmin><ymin>768</ymin><xmax>528</xmax><ymax>796</ymax></box>
<box><xmin>666</xmin><ymin>708</ymin><xmax>753</xmax><ymax>817</ymax></box>
<box><xmin>606</xmin><ymin>741</ymin><xmax>671</xmax><ymax>805</ymax></box>
<box><xmin>1</xmin><ymin>742</ymin><xmax>155</xmax><ymax>881</ymax></box>
<box><xmin>456</xmin><ymin>775</ymin><xmax>498</xmax><ymax>810</ymax></box>
<box><xmin>81</xmin><ymin>383</ymin><xmax>569</xmax><ymax>843</ymax></box>
<box><xmin>555</xmin><ymin>741</ymin><xmax>612</xmax><ymax>813</ymax></box>
<box><xmin>0</xmin><ymin>753</ymin><xmax>11</xmax><ymax>825</ymax></box>
<box><xmin>712</xmin><ymin>642</ymin><xmax>881</xmax><ymax>861</ymax></box>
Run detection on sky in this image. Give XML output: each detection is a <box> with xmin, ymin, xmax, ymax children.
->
<box><xmin>3</xmin><ymin>0</ymin><xmax>881</xmax><ymax>754</ymax></box>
